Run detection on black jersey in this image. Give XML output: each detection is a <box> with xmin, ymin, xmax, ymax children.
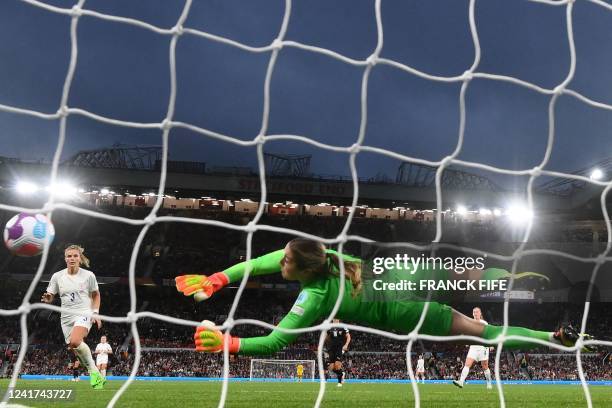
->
<box><xmin>328</xmin><ymin>327</ymin><xmax>349</xmax><ymax>350</ymax></box>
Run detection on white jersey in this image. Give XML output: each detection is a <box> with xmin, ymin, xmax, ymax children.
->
<box><xmin>95</xmin><ymin>342</ymin><xmax>112</xmax><ymax>365</ymax></box>
<box><xmin>46</xmin><ymin>268</ymin><xmax>99</xmax><ymax>317</ymax></box>
<box><xmin>95</xmin><ymin>342</ymin><xmax>112</xmax><ymax>356</ymax></box>
<box><xmin>416</xmin><ymin>358</ymin><xmax>425</xmax><ymax>372</ymax></box>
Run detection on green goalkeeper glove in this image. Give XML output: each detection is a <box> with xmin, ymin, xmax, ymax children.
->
<box><xmin>175</xmin><ymin>272</ymin><xmax>229</xmax><ymax>301</ymax></box>
<box><xmin>194</xmin><ymin>320</ymin><xmax>240</xmax><ymax>353</ymax></box>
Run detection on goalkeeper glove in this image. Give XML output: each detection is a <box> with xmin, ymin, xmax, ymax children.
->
<box><xmin>194</xmin><ymin>320</ymin><xmax>240</xmax><ymax>353</ymax></box>
<box><xmin>175</xmin><ymin>272</ymin><xmax>229</xmax><ymax>301</ymax></box>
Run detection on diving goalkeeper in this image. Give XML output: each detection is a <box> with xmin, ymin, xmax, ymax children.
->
<box><xmin>175</xmin><ymin>239</ymin><xmax>590</xmax><ymax>355</ymax></box>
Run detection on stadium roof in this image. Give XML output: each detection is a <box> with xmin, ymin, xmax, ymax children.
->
<box><xmin>0</xmin><ymin>155</ymin><xmax>606</xmax><ymax>211</ymax></box>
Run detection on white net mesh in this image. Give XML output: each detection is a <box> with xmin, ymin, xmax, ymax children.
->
<box><xmin>1</xmin><ymin>0</ymin><xmax>612</xmax><ymax>407</ymax></box>
<box><xmin>250</xmin><ymin>359</ymin><xmax>316</xmax><ymax>381</ymax></box>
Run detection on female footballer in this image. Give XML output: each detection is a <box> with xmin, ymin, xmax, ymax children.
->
<box><xmin>176</xmin><ymin>239</ymin><xmax>589</xmax><ymax>356</ymax></box>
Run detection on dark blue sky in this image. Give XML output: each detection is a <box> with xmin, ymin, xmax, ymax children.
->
<box><xmin>1</xmin><ymin>0</ymin><xmax>612</xmax><ymax>187</ymax></box>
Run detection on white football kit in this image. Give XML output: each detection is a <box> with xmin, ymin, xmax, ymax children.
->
<box><xmin>46</xmin><ymin>268</ymin><xmax>99</xmax><ymax>344</ymax></box>
<box><xmin>95</xmin><ymin>343</ymin><xmax>112</xmax><ymax>365</ymax></box>
<box><xmin>467</xmin><ymin>319</ymin><xmax>490</xmax><ymax>362</ymax></box>
<box><xmin>416</xmin><ymin>358</ymin><xmax>425</xmax><ymax>373</ymax></box>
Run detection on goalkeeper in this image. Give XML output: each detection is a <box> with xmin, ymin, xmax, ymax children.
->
<box><xmin>176</xmin><ymin>238</ymin><xmax>590</xmax><ymax>355</ymax></box>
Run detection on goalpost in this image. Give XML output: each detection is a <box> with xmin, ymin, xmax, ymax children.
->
<box><xmin>0</xmin><ymin>1</ymin><xmax>611</xmax><ymax>408</ymax></box>
<box><xmin>249</xmin><ymin>359</ymin><xmax>316</xmax><ymax>382</ymax></box>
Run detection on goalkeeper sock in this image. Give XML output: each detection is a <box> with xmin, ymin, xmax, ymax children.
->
<box><xmin>459</xmin><ymin>366</ymin><xmax>470</xmax><ymax>384</ymax></box>
<box><xmin>484</xmin><ymin>368</ymin><xmax>492</xmax><ymax>385</ymax></box>
<box><xmin>482</xmin><ymin>325</ymin><xmax>553</xmax><ymax>350</ymax></box>
<box><xmin>101</xmin><ymin>369</ymin><xmax>107</xmax><ymax>378</ymax></box>
<box><xmin>74</xmin><ymin>342</ymin><xmax>100</xmax><ymax>374</ymax></box>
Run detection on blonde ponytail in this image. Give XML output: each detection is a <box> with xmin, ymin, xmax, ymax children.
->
<box><xmin>326</xmin><ymin>252</ymin><xmax>363</xmax><ymax>297</ymax></box>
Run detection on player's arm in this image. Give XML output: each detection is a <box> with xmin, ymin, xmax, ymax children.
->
<box><xmin>91</xmin><ymin>290</ymin><xmax>102</xmax><ymax>329</ymax></box>
<box><xmin>89</xmin><ymin>273</ymin><xmax>102</xmax><ymax>328</ymax></box>
<box><xmin>91</xmin><ymin>290</ymin><xmax>101</xmax><ymax>311</ymax></box>
<box><xmin>343</xmin><ymin>331</ymin><xmax>351</xmax><ymax>352</ymax></box>
<box><xmin>194</xmin><ymin>287</ymin><xmax>325</xmax><ymax>355</ymax></box>
<box><xmin>326</xmin><ymin>249</ymin><xmax>361</xmax><ymax>264</ymax></box>
<box><xmin>222</xmin><ymin>249</ymin><xmax>286</xmax><ymax>282</ymax></box>
<box><xmin>41</xmin><ymin>273</ymin><xmax>58</xmax><ymax>303</ymax></box>
<box><xmin>175</xmin><ymin>250</ymin><xmax>286</xmax><ymax>301</ymax></box>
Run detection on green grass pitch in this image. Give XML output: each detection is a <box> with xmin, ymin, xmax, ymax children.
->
<box><xmin>2</xmin><ymin>380</ymin><xmax>612</xmax><ymax>407</ymax></box>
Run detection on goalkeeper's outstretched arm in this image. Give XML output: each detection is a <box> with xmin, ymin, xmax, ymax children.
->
<box><xmin>176</xmin><ymin>250</ymin><xmax>286</xmax><ymax>301</ymax></box>
<box><xmin>222</xmin><ymin>249</ymin><xmax>285</xmax><ymax>282</ymax></box>
<box><xmin>194</xmin><ymin>286</ymin><xmax>325</xmax><ymax>355</ymax></box>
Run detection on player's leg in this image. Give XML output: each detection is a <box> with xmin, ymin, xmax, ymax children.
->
<box><xmin>447</xmin><ymin>308</ymin><xmax>582</xmax><ymax>350</ymax></box>
<box><xmin>453</xmin><ymin>357</ymin><xmax>474</xmax><ymax>388</ymax></box>
<box><xmin>72</xmin><ymin>359</ymin><xmax>80</xmax><ymax>381</ymax></box>
<box><xmin>69</xmin><ymin>326</ymin><xmax>99</xmax><ymax>374</ymax></box>
<box><xmin>480</xmin><ymin>358</ymin><xmax>492</xmax><ymax>389</ymax></box>
<box><xmin>67</xmin><ymin>321</ymin><xmax>104</xmax><ymax>389</ymax></box>
<box><xmin>414</xmin><ymin>303</ymin><xmax>589</xmax><ymax>350</ymax></box>
<box><xmin>333</xmin><ymin>361</ymin><xmax>344</xmax><ymax>386</ymax></box>
<box><xmin>98</xmin><ymin>362</ymin><xmax>107</xmax><ymax>379</ymax></box>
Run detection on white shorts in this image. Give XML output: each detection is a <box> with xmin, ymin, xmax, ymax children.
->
<box><xmin>416</xmin><ymin>368</ymin><xmax>425</xmax><ymax>374</ymax></box>
<box><xmin>96</xmin><ymin>354</ymin><xmax>108</xmax><ymax>366</ymax></box>
<box><xmin>61</xmin><ymin>314</ymin><xmax>92</xmax><ymax>344</ymax></box>
<box><xmin>467</xmin><ymin>345</ymin><xmax>489</xmax><ymax>362</ymax></box>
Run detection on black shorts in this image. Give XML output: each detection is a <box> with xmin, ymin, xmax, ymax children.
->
<box><xmin>327</xmin><ymin>347</ymin><xmax>343</xmax><ymax>364</ymax></box>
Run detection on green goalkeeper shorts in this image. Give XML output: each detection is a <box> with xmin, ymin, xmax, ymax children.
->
<box><xmin>393</xmin><ymin>301</ymin><xmax>454</xmax><ymax>336</ymax></box>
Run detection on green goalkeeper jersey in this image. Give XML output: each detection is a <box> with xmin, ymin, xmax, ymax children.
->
<box><xmin>222</xmin><ymin>249</ymin><xmax>454</xmax><ymax>355</ymax></box>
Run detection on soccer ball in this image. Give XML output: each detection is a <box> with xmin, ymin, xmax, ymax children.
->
<box><xmin>3</xmin><ymin>213</ymin><xmax>55</xmax><ymax>256</ymax></box>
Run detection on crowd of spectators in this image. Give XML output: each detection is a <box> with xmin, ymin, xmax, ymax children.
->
<box><xmin>4</xmin><ymin>341</ymin><xmax>611</xmax><ymax>381</ymax></box>
<box><xmin>1</xmin><ymin>291</ymin><xmax>611</xmax><ymax>380</ymax></box>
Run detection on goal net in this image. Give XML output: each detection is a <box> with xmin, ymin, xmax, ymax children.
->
<box><xmin>250</xmin><ymin>359</ymin><xmax>316</xmax><ymax>381</ymax></box>
<box><xmin>0</xmin><ymin>0</ymin><xmax>611</xmax><ymax>408</ymax></box>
